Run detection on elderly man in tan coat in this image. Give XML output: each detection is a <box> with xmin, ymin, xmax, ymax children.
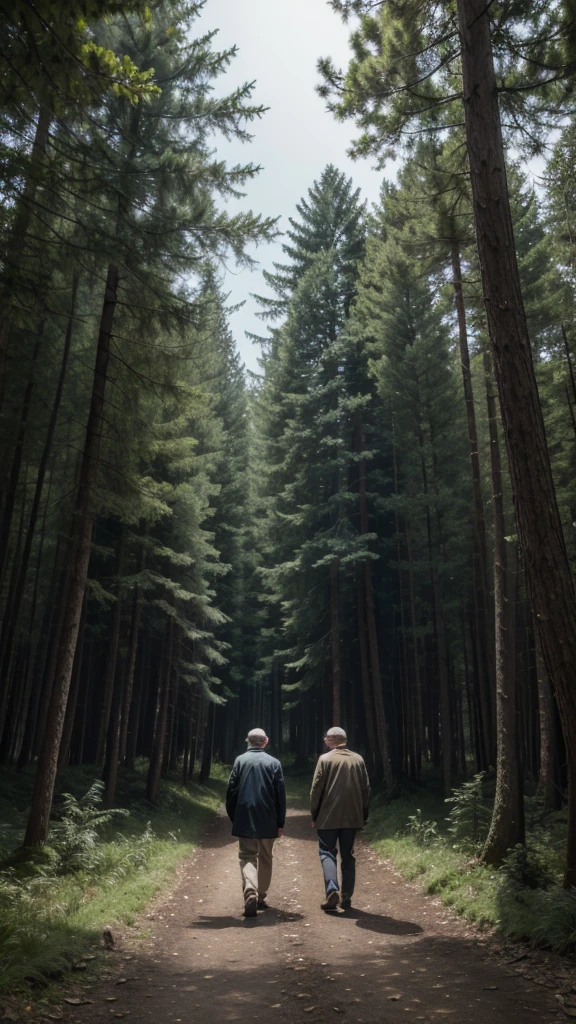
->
<box><xmin>310</xmin><ymin>726</ymin><xmax>371</xmax><ymax>912</ymax></box>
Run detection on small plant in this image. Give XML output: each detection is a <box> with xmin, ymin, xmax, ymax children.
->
<box><xmin>404</xmin><ymin>808</ymin><xmax>439</xmax><ymax>846</ymax></box>
<box><xmin>50</xmin><ymin>780</ymin><xmax>129</xmax><ymax>873</ymax></box>
<box><xmin>531</xmin><ymin>886</ymin><xmax>576</xmax><ymax>954</ymax></box>
<box><xmin>445</xmin><ymin>774</ymin><xmax>492</xmax><ymax>853</ymax></box>
<box><xmin>499</xmin><ymin>843</ymin><xmax>553</xmax><ymax>891</ymax></box>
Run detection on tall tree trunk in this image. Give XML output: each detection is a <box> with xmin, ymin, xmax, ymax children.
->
<box><xmin>95</xmin><ymin>528</ymin><xmax>125</xmax><ymax>764</ymax></box>
<box><xmin>0</xmin><ymin>328</ymin><xmax>43</xmax><ymax>588</ymax></box>
<box><xmin>0</xmin><ymin>274</ymin><xmax>78</xmax><ymax>705</ymax></box>
<box><xmin>451</xmin><ymin>239</ymin><xmax>494</xmax><ymax>760</ymax></box>
<box><xmin>57</xmin><ymin>593</ymin><xmax>87</xmax><ymax>770</ymax></box>
<box><xmin>405</xmin><ymin>519</ymin><xmax>423</xmax><ymax>777</ymax></box>
<box><xmin>199</xmin><ymin>700</ymin><xmax>215</xmax><ymax>784</ymax></box>
<box><xmin>358</xmin><ymin>422</ymin><xmax>394</xmax><ymax>789</ymax></box>
<box><xmin>147</xmin><ymin>619</ymin><xmax>174</xmax><ymax>805</ymax></box>
<box><xmin>364</xmin><ymin>560</ymin><xmax>395</xmax><ymax>791</ymax></box>
<box><xmin>456</xmin><ymin>0</ymin><xmax>576</xmax><ymax>883</ymax></box>
<box><xmin>356</xmin><ymin>574</ymin><xmax>377</xmax><ymax>776</ymax></box>
<box><xmin>17</xmin><ymin>529</ymin><xmax>62</xmax><ymax>769</ymax></box>
<box><xmin>125</xmin><ymin>638</ymin><xmax>147</xmax><ymax>772</ymax></box>
<box><xmin>535</xmin><ymin>629</ymin><xmax>561</xmax><ymax>810</ymax></box>
<box><xmin>481</xmin><ymin>351</ymin><xmax>525</xmax><ymax>864</ymax></box>
<box><xmin>330</xmin><ymin>558</ymin><xmax>341</xmax><ymax>725</ymax></box>
<box><xmin>22</xmin><ymin>264</ymin><xmax>119</xmax><ymax>849</ymax></box>
<box><xmin>433</xmin><ymin>574</ymin><xmax>452</xmax><ymax>798</ymax></box>
<box><xmin>0</xmin><ymin>104</ymin><xmax>51</xmax><ymax>412</ymax></box>
<box><xmin>102</xmin><ymin>648</ymin><xmax>126</xmax><ymax>808</ymax></box>
<box><xmin>418</xmin><ymin>431</ymin><xmax>452</xmax><ymax>796</ymax></box>
<box><xmin>119</xmin><ymin>557</ymin><xmax>143</xmax><ymax>763</ymax></box>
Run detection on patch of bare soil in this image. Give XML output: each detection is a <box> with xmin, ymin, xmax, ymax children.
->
<box><xmin>54</xmin><ymin>808</ymin><xmax>568</xmax><ymax>1024</ymax></box>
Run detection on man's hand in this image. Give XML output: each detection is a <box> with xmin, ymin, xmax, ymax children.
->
<box><xmin>278</xmin><ymin>828</ymin><xmax>284</xmax><ymax>838</ymax></box>
<box><xmin>311</xmin><ymin>821</ymin><xmax>316</xmax><ymax>828</ymax></box>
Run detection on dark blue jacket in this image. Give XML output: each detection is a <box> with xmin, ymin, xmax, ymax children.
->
<box><xmin>226</xmin><ymin>747</ymin><xmax>286</xmax><ymax>839</ymax></box>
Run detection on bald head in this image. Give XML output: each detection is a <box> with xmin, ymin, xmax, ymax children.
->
<box><xmin>247</xmin><ymin>728</ymin><xmax>268</xmax><ymax>748</ymax></box>
<box><xmin>325</xmin><ymin>726</ymin><xmax>347</xmax><ymax>749</ymax></box>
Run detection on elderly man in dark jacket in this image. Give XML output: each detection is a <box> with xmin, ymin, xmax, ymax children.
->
<box><xmin>226</xmin><ymin>728</ymin><xmax>286</xmax><ymax>917</ymax></box>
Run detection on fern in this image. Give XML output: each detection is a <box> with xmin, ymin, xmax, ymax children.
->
<box><xmin>445</xmin><ymin>774</ymin><xmax>492</xmax><ymax>853</ymax></box>
<box><xmin>50</xmin><ymin>780</ymin><xmax>129</xmax><ymax>873</ymax></box>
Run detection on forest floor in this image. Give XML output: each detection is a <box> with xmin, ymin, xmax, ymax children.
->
<box><xmin>49</xmin><ymin>806</ymin><xmax>571</xmax><ymax>1024</ymax></box>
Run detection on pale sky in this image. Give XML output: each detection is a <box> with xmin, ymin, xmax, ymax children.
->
<box><xmin>201</xmin><ymin>0</ymin><xmax>387</xmax><ymax>374</ymax></box>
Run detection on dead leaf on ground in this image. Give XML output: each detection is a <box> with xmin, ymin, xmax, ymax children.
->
<box><xmin>63</xmin><ymin>998</ymin><xmax>93</xmax><ymax>1006</ymax></box>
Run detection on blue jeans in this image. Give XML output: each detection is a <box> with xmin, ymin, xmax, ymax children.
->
<box><xmin>317</xmin><ymin>828</ymin><xmax>357</xmax><ymax>898</ymax></box>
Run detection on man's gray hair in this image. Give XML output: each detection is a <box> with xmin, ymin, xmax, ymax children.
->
<box><xmin>247</xmin><ymin>727</ymin><xmax>268</xmax><ymax>746</ymax></box>
<box><xmin>325</xmin><ymin>726</ymin><xmax>347</xmax><ymax>741</ymax></box>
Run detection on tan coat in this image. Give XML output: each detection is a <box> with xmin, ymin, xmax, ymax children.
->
<box><xmin>310</xmin><ymin>746</ymin><xmax>371</xmax><ymax>829</ymax></box>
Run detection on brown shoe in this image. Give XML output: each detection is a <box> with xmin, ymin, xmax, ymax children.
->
<box><xmin>243</xmin><ymin>896</ymin><xmax>258</xmax><ymax>917</ymax></box>
<box><xmin>321</xmin><ymin>890</ymin><xmax>340</xmax><ymax>911</ymax></box>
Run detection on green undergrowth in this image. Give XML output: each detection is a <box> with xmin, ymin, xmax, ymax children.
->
<box><xmin>0</xmin><ymin>762</ymin><xmax>227</xmax><ymax>997</ymax></box>
<box><xmin>366</xmin><ymin>776</ymin><xmax>575</xmax><ymax>953</ymax></box>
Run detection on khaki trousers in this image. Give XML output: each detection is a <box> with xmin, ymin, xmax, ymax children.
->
<box><xmin>238</xmin><ymin>837</ymin><xmax>275</xmax><ymax>903</ymax></box>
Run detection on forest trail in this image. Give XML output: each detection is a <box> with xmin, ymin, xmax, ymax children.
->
<box><xmin>74</xmin><ymin>808</ymin><xmax>562</xmax><ymax>1024</ymax></box>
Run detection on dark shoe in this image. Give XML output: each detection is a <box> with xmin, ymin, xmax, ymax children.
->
<box><xmin>243</xmin><ymin>896</ymin><xmax>258</xmax><ymax>917</ymax></box>
<box><xmin>321</xmin><ymin>890</ymin><xmax>340</xmax><ymax>911</ymax></box>
<box><xmin>257</xmin><ymin>898</ymin><xmax>269</xmax><ymax>909</ymax></box>
<box><xmin>340</xmin><ymin>897</ymin><xmax>352</xmax><ymax>911</ymax></box>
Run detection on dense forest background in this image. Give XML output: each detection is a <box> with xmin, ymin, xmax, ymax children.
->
<box><xmin>2</xmin><ymin>0</ymin><xmax>576</xmax><ymax>943</ymax></box>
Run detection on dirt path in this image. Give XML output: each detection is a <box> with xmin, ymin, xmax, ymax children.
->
<box><xmin>73</xmin><ymin>808</ymin><xmax>564</xmax><ymax>1024</ymax></box>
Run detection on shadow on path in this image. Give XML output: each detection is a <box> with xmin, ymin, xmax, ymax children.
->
<box><xmin>335</xmin><ymin>907</ymin><xmax>423</xmax><ymax>935</ymax></box>
<box><xmin>189</xmin><ymin>909</ymin><xmax>305</xmax><ymax>929</ymax></box>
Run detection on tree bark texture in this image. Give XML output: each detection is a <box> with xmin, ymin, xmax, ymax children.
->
<box><xmin>23</xmin><ymin>264</ymin><xmax>119</xmax><ymax>848</ymax></box>
<box><xmin>330</xmin><ymin>558</ymin><xmax>341</xmax><ymax>726</ymax></box>
<box><xmin>456</xmin><ymin>0</ymin><xmax>576</xmax><ymax>885</ymax></box>
<box><xmin>451</xmin><ymin>240</ymin><xmax>494</xmax><ymax>763</ymax></box>
<box><xmin>147</xmin><ymin>619</ymin><xmax>174</xmax><ymax>805</ymax></box>
<box><xmin>481</xmin><ymin>350</ymin><xmax>525</xmax><ymax>864</ymax></box>
<box><xmin>0</xmin><ymin>104</ymin><xmax>52</xmax><ymax>412</ymax></box>
<box><xmin>95</xmin><ymin>529</ymin><xmax>125</xmax><ymax>765</ymax></box>
<box><xmin>0</xmin><ymin>274</ymin><xmax>78</xmax><ymax>706</ymax></box>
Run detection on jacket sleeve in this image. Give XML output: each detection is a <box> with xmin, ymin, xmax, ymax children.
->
<box><xmin>360</xmin><ymin>759</ymin><xmax>371</xmax><ymax>823</ymax></box>
<box><xmin>310</xmin><ymin>757</ymin><xmax>326</xmax><ymax>822</ymax></box>
<box><xmin>274</xmin><ymin>761</ymin><xmax>286</xmax><ymax>829</ymax></box>
<box><xmin>225</xmin><ymin>759</ymin><xmax>240</xmax><ymax>823</ymax></box>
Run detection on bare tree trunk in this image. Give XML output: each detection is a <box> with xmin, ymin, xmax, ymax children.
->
<box><xmin>0</xmin><ymin>105</ymin><xmax>51</xmax><ymax>412</ymax></box>
<box><xmin>535</xmin><ymin>630</ymin><xmax>561</xmax><ymax>810</ymax></box>
<box><xmin>358</xmin><ymin>422</ymin><xmax>394</xmax><ymax>788</ymax></box>
<box><xmin>147</xmin><ymin>619</ymin><xmax>174</xmax><ymax>805</ymax></box>
<box><xmin>95</xmin><ymin>528</ymin><xmax>125</xmax><ymax>764</ymax></box>
<box><xmin>481</xmin><ymin>351</ymin><xmax>525</xmax><ymax>864</ymax></box>
<box><xmin>330</xmin><ymin>558</ymin><xmax>341</xmax><ymax>726</ymax></box>
<box><xmin>456</xmin><ymin>0</ymin><xmax>576</xmax><ymax>883</ymax></box>
<box><xmin>119</xmin><ymin>554</ymin><xmax>144</xmax><ymax>763</ymax></box>
<box><xmin>57</xmin><ymin>593</ymin><xmax>87</xmax><ymax>770</ymax></box>
<box><xmin>22</xmin><ymin>264</ymin><xmax>119</xmax><ymax>849</ymax></box>
<box><xmin>0</xmin><ymin>274</ymin><xmax>78</xmax><ymax>714</ymax></box>
<box><xmin>451</xmin><ymin>240</ymin><xmax>494</xmax><ymax>759</ymax></box>
<box><xmin>199</xmin><ymin>700</ymin><xmax>215</xmax><ymax>784</ymax></box>
<box><xmin>356</xmin><ymin>574</ymin><xmax>377</xmax><ymax>775</ymax></box>
<box><xmin>17</xmin><ymin>529</ymin><xmax>62</xmax><ymax>769</ymax></box>
<box><xmin>0</xmin><ymin>328</ymin><xmax>43</xmax><ymax>588</ymax></box>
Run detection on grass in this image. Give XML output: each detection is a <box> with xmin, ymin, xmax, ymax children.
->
<box><xmin>287</xmin><ymin>765</ymin><xmax>576</xmax><ymax>953</ymax></box>
<box><xmin>0</xmin><ymin>761</ymin><xmax>226</xmax><ymax>998</ymax></box>
<box><xmin>365</xmin><ymin>775</ymin><xmax>576</xmax><ymax>951</ymax></box>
